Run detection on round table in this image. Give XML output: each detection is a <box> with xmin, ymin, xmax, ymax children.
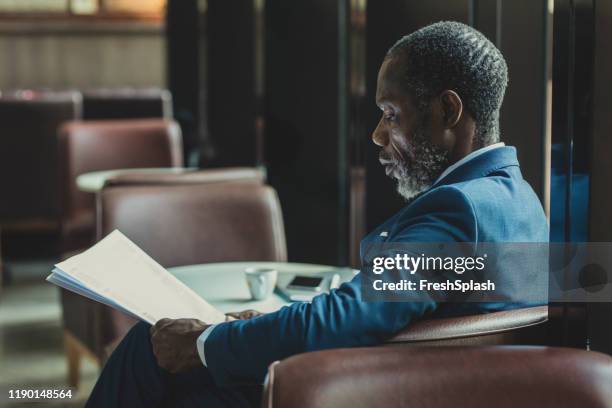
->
<box><xmin>168</xmin><ymin>261</ymin><xmax>358</xmax><ymax>314</ymax></box>
<box><xmin>76</xmin><ymin>167</ymin><xmax>196</xmax><ymax>193</ymax></box>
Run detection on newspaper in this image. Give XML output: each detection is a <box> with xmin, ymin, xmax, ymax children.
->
<box><xmin>46</xmin><ymin>230</ymin><xmax>227</xmax><ymax>325</ymax></box>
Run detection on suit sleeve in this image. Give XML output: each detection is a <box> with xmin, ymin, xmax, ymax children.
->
<box><xmin>204</xmin><ymin>186</ymin><xmax>477</xmax><ymax>385</ymax></box>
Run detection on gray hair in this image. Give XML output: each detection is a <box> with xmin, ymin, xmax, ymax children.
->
<box><xmin>387</xmin><ymin>21</ymin><xmax>508</xmax><ymax>146</ymax></box>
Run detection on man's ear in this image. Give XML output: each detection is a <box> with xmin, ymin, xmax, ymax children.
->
<box><xmin>438</xmin><ymin>90</ymin><xmax>463</xmax><ymax>128</ymax></box>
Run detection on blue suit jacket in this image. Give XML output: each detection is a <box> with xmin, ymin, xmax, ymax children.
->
<box><xmin>205</xmin><ymin>146</ymin><xmax>548</xmax><ymax>385</ymax></box>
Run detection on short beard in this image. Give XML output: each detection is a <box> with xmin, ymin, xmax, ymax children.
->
<box><xmin>393</xmin><ymin>124</ymin><xmax>450</xmax><ymax>201</ymax></box>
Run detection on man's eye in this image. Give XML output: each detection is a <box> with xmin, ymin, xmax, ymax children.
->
<box><xmin>384</xmin><ymin>114</ymin><xmax>396</xmax><ymax>122</ymax></box>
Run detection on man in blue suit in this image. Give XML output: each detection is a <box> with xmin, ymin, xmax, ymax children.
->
<box><xmin>87</xmin><ymin>21</ymin><xmax>548</xmax><ymax>407</ymax></box>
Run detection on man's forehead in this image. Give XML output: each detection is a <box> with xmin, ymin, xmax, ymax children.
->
<box><xmin>376</xmin><ymin>57</ymin><xmax>406</xmax><ymax>107</ymax></box>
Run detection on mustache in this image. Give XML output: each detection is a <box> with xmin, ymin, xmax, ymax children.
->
<box><xmin>379</xmin><ymin>152</ymin><xmax>398</xmax><ymax>165</ymax></box>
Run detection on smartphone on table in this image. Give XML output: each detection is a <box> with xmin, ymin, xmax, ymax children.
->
<box><xmin>286</xmin><ymin>275</ymin><xmax>325</xmax><ymax>292</ymax></box>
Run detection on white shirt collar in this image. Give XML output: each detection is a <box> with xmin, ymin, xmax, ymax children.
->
<box><xmin>433</xmin><ymin>142</ymin><xmax>505</xmax><ymax>185</ymax></box>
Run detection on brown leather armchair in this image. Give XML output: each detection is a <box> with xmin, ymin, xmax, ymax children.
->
<box><xmin>263</xmin><ymin>346</ymin><xmax>612</xmax><ymax>408</ymax></box>
<box><xmin>97</xmin><ymin>181</ymin><xmax>287</xmax><ymax>265</ymax></box>
<box><xmin>82</xmin><ymin>88</ymin><xmax>173</xmax><ymax>120</ymax></box>
<box><xmin>57</xmin><ymin>118</ymin><xmax>184</xmax><ymax>255</ymax></box>
<box><xmin>260</xmin><ymin>305</ymin><xmax>548</xmax><ymax>407</ymax></box>
<box><xmin>62</xmin><ymin>180</ymin><xmax>286</xmax><ymax>387</ymax></box>
<box><xmin>0</xmin><ymin>91</ymin><xmax>81</xmax><ymax>231</ymax></box>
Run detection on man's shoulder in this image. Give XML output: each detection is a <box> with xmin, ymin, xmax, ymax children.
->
<box><xmin>385</xmin><ymin>185</ymin><xmax>478</xmax><ymax>243</ymax></box>
<box><xmin>452</xmin><ymin>170</ymin><xmax>546</xmax><ymax>226</ymax></box>
<box><xmin>423</xmin><ymin>166</ymin><xmax>540</xmax><ymax>213</ymax></box>
<box><xmin>390</xmin><ymin>170</ymin><xmax>547</xmax><ymax>243</ymax></box>
<box><xmin>404</xmin><ymin>182</ymin><xmax>477</xmax><ymax>218</ymax></box>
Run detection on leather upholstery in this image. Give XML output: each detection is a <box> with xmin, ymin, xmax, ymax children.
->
<box><xmin>99</xmin><ymin>181</ymin><xmax>287</xmax><ymax>266</ymax></box>
<box><xmin>387</xmin><ymin>306</ymin><xmax>548</xmax><ymax>346</ymax></box>
<box><xmin>263</xmin><ymin>346</ymin><xmax>612</xmax><ymax>408</ymax></box>
<box><xmin>104</xmin><ymin>167</ymin><xmax>265</xmax><ymax>187</ymax></box>
<box><xmin>0</xmin><ymin>91</ymin><xmax>81</xmax><ymax>225</ymax></box>
<box><xmin>63</xmin><ymin>180</ymin><xmax>286</xmax><ymax>361</ymax></box>
<box><xmin>82</xmin><ymin>88</ymin><xmax>172</xmax><ymax>120</ymax></box>
<box><xmin>57</xmin><ymin>118</ymin><xmax>183</xmax><ymax>254</ymax></box>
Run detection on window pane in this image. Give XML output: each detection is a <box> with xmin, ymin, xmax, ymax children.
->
<box><xmin>102</xmin><ymin>0</ymin><xmax>164</xmax><ymax>14</ymax></box>
<box><xmin>0</xmin><ymin>0</ymin><xmax>68</xmax><ymax>12</ymax></box>
<box><xmin>70</xmin><ymin>0</ymin><xmax>98</xmax><ymax>14</ymax></box>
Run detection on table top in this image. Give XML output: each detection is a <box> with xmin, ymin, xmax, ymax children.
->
<box><xmin>168</xmin><ymin>261</ymin><xmax>358</xmax><ymax>314</ymax></box>
<box><xmin>76</xmin><ymin>167</ymin><xmax>196</xmax><ymax>193</ymax></box>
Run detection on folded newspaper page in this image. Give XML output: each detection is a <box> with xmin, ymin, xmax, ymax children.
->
<box><xmin>46</xmin><ymin>230</ymin><xmax>227</xmax><ymax>325</ymax></box>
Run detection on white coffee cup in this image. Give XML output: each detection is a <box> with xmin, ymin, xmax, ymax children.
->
<box><xmin>245</xmin><ymin>267</ymin><xmax>278</xmax><ymax>300</ymax></box>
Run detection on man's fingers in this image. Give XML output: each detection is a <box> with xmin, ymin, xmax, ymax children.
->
<box><xmin>151</xmin><ymin>318</ymin><xmax>174</xmax><ymax>336</ymax></box>
<box><xmin>225</xmin><ymin>310</ymin><xmax>262</xmax><ymax>320</ymax></box>
<box><xmin>155</xmin><ymin>318</ymin><xmax>173</xmax><ymax>329</ymax></box>
<box><xmin>149</xmin><ymin>318</ymin><xmax>209</xmax><ymax>374</ymax></box>
<box><xmin>243</xmin><ymin>310</ymin><xmax>262</xmax><ymax>319</ymax></box>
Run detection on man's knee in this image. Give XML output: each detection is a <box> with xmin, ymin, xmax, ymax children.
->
<box><xmin>105</xmin><ymin>321</ymin><xmax>155</xmax><ymax>368</ymax></box>
<box><xmin>112</xmin><ymin>321</ymin><xmax>152</xmax><ymax>353</ymax></box>
<box><xmin>124</xmin><ymin>321</ymin><xmax>152</xmax><ymax>343</ymax></box>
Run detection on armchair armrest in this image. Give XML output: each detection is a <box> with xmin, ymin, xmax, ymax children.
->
<box><xmin>387</xmin><ymin>306</ymin><xmax>548</xmax><ymax>345</ymax></box>
<box><xmin>104</xmin><ymin>167</ymin><xmax>265</xmax><ymax>187</ymax></box>
<box><xmin>263</xmin><ymin>346</ymin><xmax>612</xmax><ymax>408</ymax></box>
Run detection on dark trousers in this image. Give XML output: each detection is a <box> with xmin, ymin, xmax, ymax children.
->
<box><xmin>86</xmin><ymin>322</ymin><xmax>261</xmax><ymax>408</ymax></box>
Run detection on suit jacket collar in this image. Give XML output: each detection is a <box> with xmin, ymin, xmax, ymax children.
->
<box><xmin>430</xmin><ymin>145</ymin><xmax>520</xmax><ymax>189</ymax></box>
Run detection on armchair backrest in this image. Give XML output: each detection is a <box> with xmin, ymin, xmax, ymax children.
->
<box><xmin>99</xmin><ymin>181</ymin><xmax>286</xmax><ymax>267</ymax></box>
<box><xmin>59</xmin><ymin>118</ymin><xmax>183</xmax><ymax>222</ymax></box>
<box><xmin>82</xmin><ymin>88</ymin><xmax>173</xmax><ymax>120</ymax></box>
<box><xmin>0</xmin><ymin>91</ymin><xmax>81</xmax><ymax>224</ymax></box>
<box><xmin>263</xmin><ymin>346</ymin><xmax>612</xmax><ymax>408</ymax></box>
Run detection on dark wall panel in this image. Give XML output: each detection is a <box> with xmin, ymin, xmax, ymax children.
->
<box><xmin>166</xmin><ymin>0</ymin><xmax>202</xmax><ymax>162</ymax></box>
<box><xmin>265</xmin><ymin>0</ymin><xmax>343</xmax><ymax>264</ymax></box>
<box><xmin>499</xmin><ymin>0</ymin><xmax>549</xmax><ymax>200</ymax></box>
<box><xmin>588</xmin><ymin>0</ymin><xmax>612</xmax><ymax>354</ymax></box>
<box><xmin>472</xmin><ymin>0</ymin><xmax>501</xmax><ymax>43</ymax></box>
<box><xmin>206</xmin><ymin>0</ymin><xmax>258</xmax><ymax>167</ymax></box>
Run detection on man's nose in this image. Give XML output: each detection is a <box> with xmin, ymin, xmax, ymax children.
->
<box><xmin>371</xmin><ymin>120</ymin><xmax>388</xmax><ymax>147</ymax></box>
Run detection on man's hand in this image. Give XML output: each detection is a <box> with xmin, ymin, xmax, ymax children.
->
<box><xmin>150</xmin><ymin>318</ymin><xmax>209</xmax><ymax>374</ymax></box>
<box><xmin>225</xmin><ymin>309</ymin><xmax>263</xmax><ymax>321</ymax></box>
